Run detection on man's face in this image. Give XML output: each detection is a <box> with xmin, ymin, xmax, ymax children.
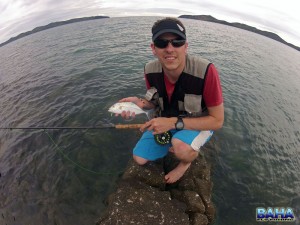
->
<box><xmin>151</xmin><ymin>33</ymin><xmax>188</xmax><ymax>74</ymax></box>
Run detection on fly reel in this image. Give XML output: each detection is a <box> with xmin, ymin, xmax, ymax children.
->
<box><xmin>154</xmin><ymin>131</ymin><xmax>172</xmax><ymax>145</ymax></box>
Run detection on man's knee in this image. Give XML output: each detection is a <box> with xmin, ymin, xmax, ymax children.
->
<box><xmin>172</xmin><ymin>140</ymin><xmax>198</xmax><ymax>162</ymax></box>
<box><xmin>176</xmin><ymin>148</ymin><xmax>198</xmax><ymax>162</ymax></box>
<box><xmin>133</xmin><ymin>155</ymin><xmax>148</xmax><ymax>165</ymax></box>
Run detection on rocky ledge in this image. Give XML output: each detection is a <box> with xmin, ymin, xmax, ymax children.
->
<box><xmin>96</xmin><ymin>150</ymin><xmax>215</xmax><ymax>225</ymax></box>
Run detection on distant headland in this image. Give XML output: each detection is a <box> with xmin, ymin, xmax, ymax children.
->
<box><xmin>179</xmin><ymin>15</ymin><xmax>300</xmax><ymax>52</ymax></box>
<box><xmin>0</xmin><ymin>16</ymin><xmax>109</xmax><ymax>47</ymax></box>
<box><xmin>1</xmin><ymin>15</ymin><xmax>299</xmax><ymax>51</ymax></box>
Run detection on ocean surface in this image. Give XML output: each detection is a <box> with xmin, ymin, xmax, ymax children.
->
<box><xmin>0</xmin><ymin>17</ymin><xmax>300</xmax><ymax>225</ymax></box>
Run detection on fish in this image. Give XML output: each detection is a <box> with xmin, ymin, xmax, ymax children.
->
<box><xmin>108</xmin><ymin>102</ymin><xmax>153</xmax><ymax>119</ymax></box>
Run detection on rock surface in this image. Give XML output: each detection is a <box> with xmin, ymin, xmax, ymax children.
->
<box><xmin>97</xmin><ymin>150</ymin><xmax>215</xmax><ymax>225</ymax></box>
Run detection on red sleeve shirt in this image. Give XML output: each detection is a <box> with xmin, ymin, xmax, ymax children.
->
<box><xmin>203</xmin><ymin>64</ymin><xmax>223</xmax><ymax>107</ymax></box>
<box><xmin>144</xmin><ymin>63</ymin><xmax>223</xmax><ymax>107</ymax></box>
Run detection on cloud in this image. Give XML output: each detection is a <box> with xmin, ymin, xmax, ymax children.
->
<box><xmin>0</xmin><ymin>0</ymin><xmax>300</xmax><ymax>46</ymax></box>
<box><xmin>0</xmin><ymin>0</ymin><xmax>102</xmax><ymax>42</ymax></box>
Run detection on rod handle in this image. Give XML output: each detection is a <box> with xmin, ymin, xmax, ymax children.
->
<box><xmin>115</xmin><ymin>124</ymin><xmax>143</xmax><ymax>129</ymax></box>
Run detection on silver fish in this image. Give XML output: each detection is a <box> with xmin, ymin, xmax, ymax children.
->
<box><xmin>108</xmin><ymin>102</ymin><xmax>153</xmax><ymax>119</ymax></box>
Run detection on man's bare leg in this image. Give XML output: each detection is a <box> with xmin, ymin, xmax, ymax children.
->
<box><xmin>165</xmin><ymin>161</ymin><xmax>191</xmax><ymax>183</ymax></box>
<box><xmin>165</xmin><ymin>139</ymin><xmax>198</xmax><ymax>184</ymax></box>
<box><xmin>169</xmin><ymin>146</ymin><xmax>175</xmax><ymax>153</ymax></box>
<box><xmin>133</xmin><ymin>155</ymin><xmax>148</xmax><ymax>165</ymax></box>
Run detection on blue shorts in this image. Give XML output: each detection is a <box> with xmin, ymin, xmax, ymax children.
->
<box><xmin>133</xmin><ymin>129</ymin><xmax>213</xmax><ymax>161</ymax></box>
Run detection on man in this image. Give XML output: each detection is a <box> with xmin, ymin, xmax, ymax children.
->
<box><xmin>118</xmin><ymin>17</ymin><xmax>224</xmax><ymax>183</ymax></box>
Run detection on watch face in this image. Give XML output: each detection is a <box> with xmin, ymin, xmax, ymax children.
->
<box><xmin>176</xmin><ymin>120</ymin><xmax>184</xmax><ymax>130</ymax></box>
<box><xmin>176</xmin><ymin>122</ymin><xmax>184</xmax><ymax>129</ymax></box>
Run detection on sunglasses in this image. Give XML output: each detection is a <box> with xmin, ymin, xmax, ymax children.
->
<box><xmin>154</xmin><ymin>39</ymin><xmax>186</xmax><ymax>48</ymax></box>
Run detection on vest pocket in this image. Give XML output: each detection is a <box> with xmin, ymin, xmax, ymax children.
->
<box><xmin>184</xmin><ymin>94</ymin><xmax>202</xmax><ymax>113</ymax></box>
<box><xmin>145</xmin><ymin>87</ymin><xmax>158</xmax><ymax>101</ymax></box>
<box><xmin>145</xmin><ymin>87</ymin><xmax>160</xmax><ymax>110</ymax></box>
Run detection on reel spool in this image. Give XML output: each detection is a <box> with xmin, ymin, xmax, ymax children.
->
<box><xmin>154</xmin><ymin>131</ymin><xmax>172</xmax><ymax>145</ymax></box>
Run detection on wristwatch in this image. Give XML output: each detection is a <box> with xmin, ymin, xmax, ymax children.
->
<box><xmin>175</xmin><ymin>117</ymin><xmax>184</xmax><ymax>130</ymax></box>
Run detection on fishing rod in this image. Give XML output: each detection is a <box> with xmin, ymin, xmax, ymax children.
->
<box><xmin>0</xmin><ymin>123</ymin><xmax>144</xmax><ymax>176</ymax></box>
<box><xmin>0</xmin><ymin>123</ymin><xmax>143</xmax><ymax>130</ymax></box>
<box><xmin>1</xmin><ymin>123</ymin><xmax>172</xmax><ymax>145</ymax></box>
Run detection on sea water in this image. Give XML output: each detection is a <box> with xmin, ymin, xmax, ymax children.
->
<box><xmin>0</xmin><ymin>17</ymin><xmax>299</xmax><ymax>225</ymax></box>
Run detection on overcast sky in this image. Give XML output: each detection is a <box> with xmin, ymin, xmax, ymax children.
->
<box><xmin>1</xmin><ymin>0</ymin><xmax>300</xmax><ymax>47</ymax></box>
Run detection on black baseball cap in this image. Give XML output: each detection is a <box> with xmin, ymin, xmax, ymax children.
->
<box><xmin>152</xmin><ymin>19</ymin><xmax>186</xmax><ymax>41</ymax></box>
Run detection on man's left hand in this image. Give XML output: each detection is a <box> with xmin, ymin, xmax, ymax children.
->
<box><xmin>140</xmin><ymin>117</ymin><xmax>176</xmax><ymax>135</ymax></box>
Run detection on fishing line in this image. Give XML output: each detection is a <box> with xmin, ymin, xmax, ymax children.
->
<box><xmin>0</xmin><ymin>124</ymin><xmax>143</xmax><ymax>175</ymax></box>
<box><xmin>1</xmin><ymin>124</ymin><xmax>172</xmax><ymax>174</ymax></box>
<box><xmin>43</xmin><ymin>130</ymin><xmax>126</xmax><ymax>176</ymax></box>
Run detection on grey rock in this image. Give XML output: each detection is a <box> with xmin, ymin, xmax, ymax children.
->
<box><xmin>97</xmin><ymin>151</ymin><xmax>215</xmax><ymax>225</ymax></box>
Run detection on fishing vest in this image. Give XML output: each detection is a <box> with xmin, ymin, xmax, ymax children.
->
<box><xmin>144</xmin><ymin>54</ymin><xmax>211</xmax><ymax>117</ymax></box>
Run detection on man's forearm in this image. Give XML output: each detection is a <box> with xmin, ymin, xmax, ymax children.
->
<box><xmin>181</xmin><ymin>116</ymin><xmax>223</xmax><ymax>131</ymax></box>
<box><xmin>169</xmin><ymin>104</ymin><xmax>224</xmax><ymax>131</ymax></box>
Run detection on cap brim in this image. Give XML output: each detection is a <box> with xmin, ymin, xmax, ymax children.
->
<box><xmin>152</xmin><ymin>29</ymin><xmax>186</xmax><ymax>41</ymax></box>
